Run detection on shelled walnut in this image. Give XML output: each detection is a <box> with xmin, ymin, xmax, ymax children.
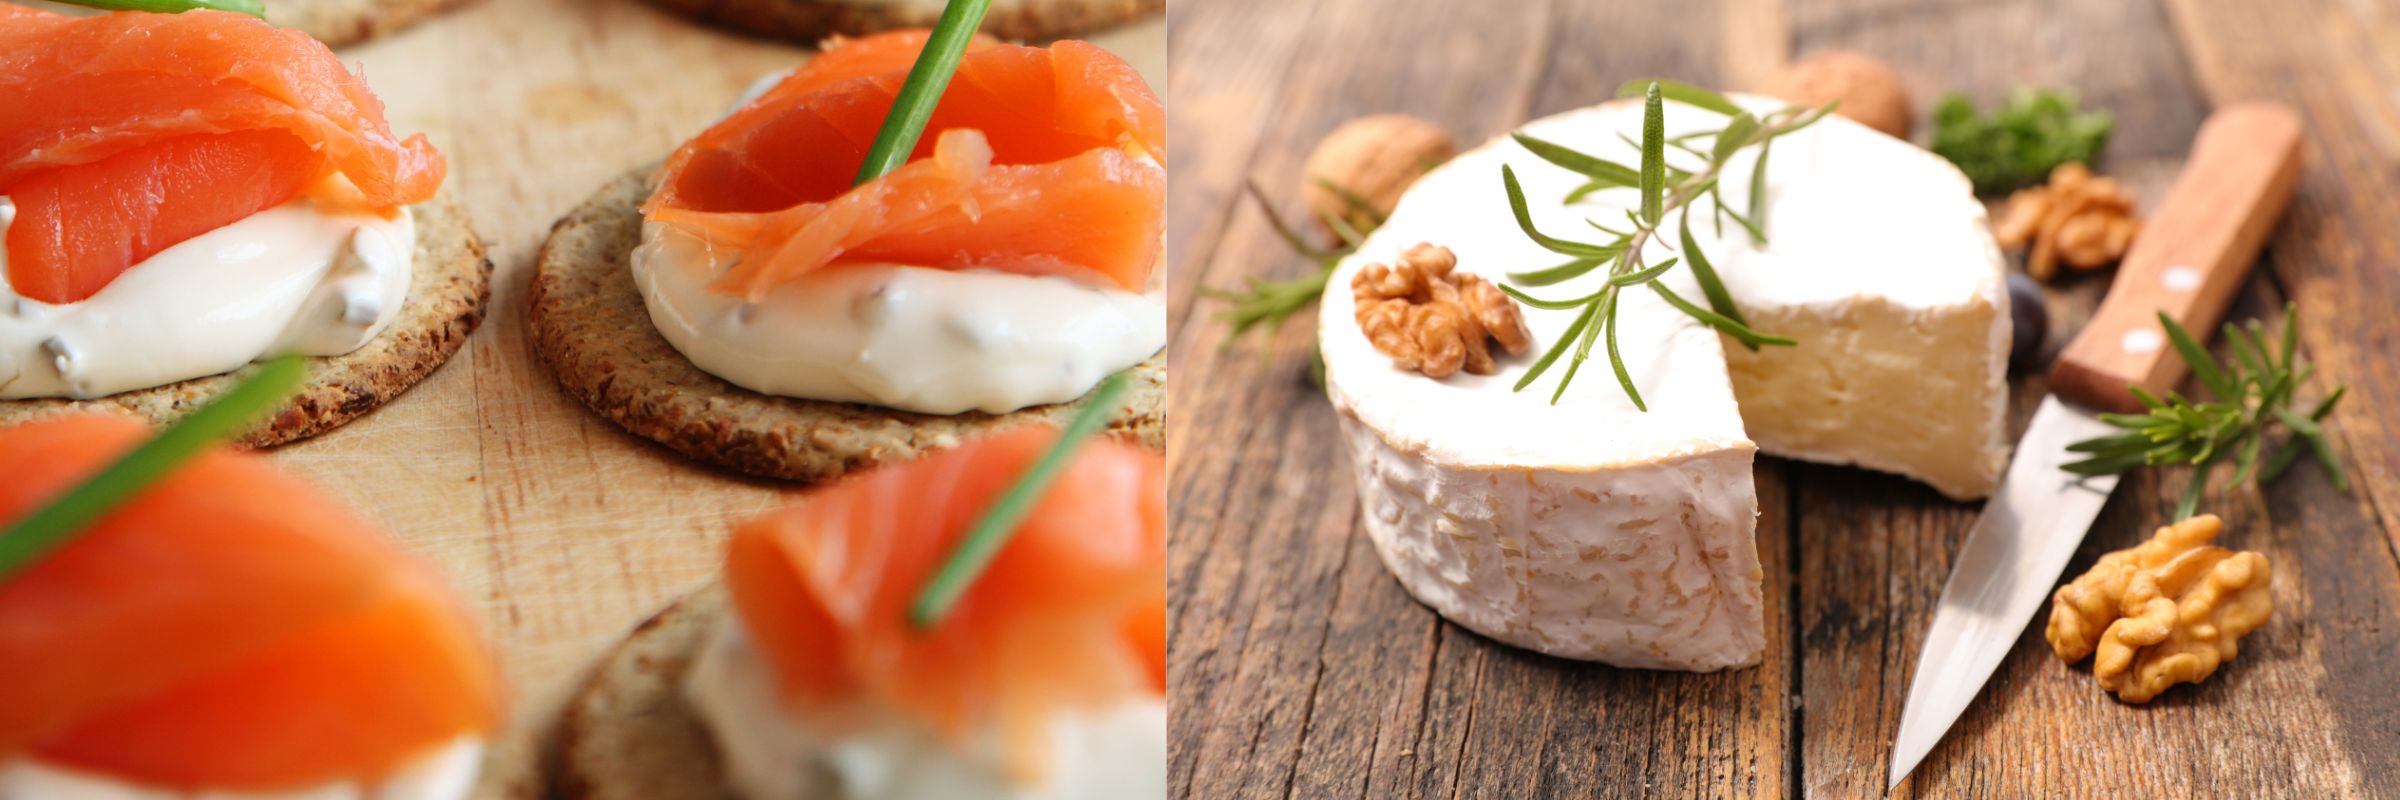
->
<box><xmin>1353</xmin><ymin>244</ymin><xmax>1531</xmax><ymax>379</ymax></box>
<box><xmin>2045</xmin><ymin>514</ymin><xmax>2274</xmax><ymax>704</ymax></box>
<box><xmin>1994</xmin><ymin>162</ymin><xmax>2142</xmax><ymax>280</ymax></box>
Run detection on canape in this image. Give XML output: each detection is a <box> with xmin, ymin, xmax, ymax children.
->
<box><xmin>532</xmin><ymin>30</ymin><xmax>1163</xmax><ymax>481</ymax></box>
<box><xmin>0</xmin><ymin>6</ymin><xmax>491</xmax><ymax>445</ymax></box>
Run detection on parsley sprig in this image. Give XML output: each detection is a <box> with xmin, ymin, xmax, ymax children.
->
<box><xmin>1500</xmin><ymin>81</ymin><xmax>1833</xmax><ymax>406</ymax></box>
<box><xmin>1929</xmin><ymin>88</ymin><xmax>2114</xmax><ymax>195</ymax></box>
<box><xmin>2063</xmin><ymin>306</ymin><xmax>2349</xmax><ymax>520</ymax></box>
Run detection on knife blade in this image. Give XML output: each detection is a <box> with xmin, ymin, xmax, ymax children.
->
<box><xmin>1887</xmin><ymin>102</ymin><xmax>2306</xmax><ymax>792</ymax></box>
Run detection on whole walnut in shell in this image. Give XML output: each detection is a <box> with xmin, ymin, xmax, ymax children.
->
<box><xmin>1765</xmin><ymin>50</ymin><xmax>1913</xmax><ymax>140</ymax></box>
<box><xmin>1302</xmin><ymin>115</ymin><xmax>1456</xmax><ymax>234</ymax></box>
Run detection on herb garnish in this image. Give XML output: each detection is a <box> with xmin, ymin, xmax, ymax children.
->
<box><xmin>46</xmin><ymin>0</ymin><xmax>264</xmax><ymax>17</ymax></box>
<box><xmin>1204</xmin><ymin>182</ymin><xmax>1377</xmax><ymax>348</ymax></box>
<box><xmin>909</xmin><ymin>373</ymin><xmax>1132</xmax><ymax>629</ymax></box>
<box><xmin>1499</xmin><ymin>81</ymin><xmax>1831</xmax><ymax>406</ymax></box>
<box><xmin>853</xmin><ymin>0</ymin><xmax>992</xmax><ymax>185</ymax></box>
<box><xmin>0</xmin><ymin>357</ymin><xmax>305</xmax><ymax>581</ymax></box>
<box><xmin>2063</xmin><ymin>307</ymin><xmax>2349</xmax><ymax>520</ymax></box>
<box><xmin>1930</xmin><ymin>88</ymin><xmax>2113</xmax><ymax>195</ymax></box>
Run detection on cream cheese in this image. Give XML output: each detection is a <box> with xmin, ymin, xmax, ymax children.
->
<box><xmin>632</xmin><ymin>220</ymin><xmax>1164</xmax><ymax>415</ymax></box>
<box><xmin>0</xmin><ymin>737</ymin><xmax>482</xmax><ymax>800</ymax></box>
<box><xmin>0</xmin><ymin>196</ymin><xmax>413</xmax><ymax>400</ymax></box>
<box><xmin>683</xmin><ymin>619</ymin><xmax>1166</xmax><ymax>800</ymax></box>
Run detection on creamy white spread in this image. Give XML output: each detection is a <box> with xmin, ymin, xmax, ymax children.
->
<box><xmin>632</xmin><ymin>220</ymin><xmax>1164</xmax><ymax>415</ymax></box>
<box><xmin>0</xmin><ymin>737</ymin><xmax>482</xmax><ymax>800</ymax></box>
<box><xmin>0</xmin><ymin>196</ymin><xmax>413</xmax><ymax>399</ymax></box>
<box><xmin>684</xmin><ymin>620</ymin><xmax>1167</xmax><ymax>800</ymax></box>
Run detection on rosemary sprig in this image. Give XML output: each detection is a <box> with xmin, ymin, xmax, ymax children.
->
<box><xmin>1503</xmin><ymin>81</ymin><xmax>1827</xmax><ymax>405</ymax></box>
<box><xmin>909</xmin><ymin>373</ymin><xmax>1132</xmax><ymax>629</ymax></box>
<box><xmin>1201</xmin><ymin>181</ymin><xmax>1378</xmax><ymax>346</ymax></box>
<box><xmin>2063</xmin><ymin>307</ymin><xmax>2349</xmax><ymax>520</ymax></box>
<box><xmin>46</xmin><ymin>0</ymin><xmax>264</xmax><ymax>16</ymax></box>
<box><xmin>853</xmin><ymin>0</ymin><xmax>992</xmax><ymax>185</ymax></box>
<box><xmin>0</xmin><ymin>357</ymin><xmax>305</xmax><ymax>581</ymax></box>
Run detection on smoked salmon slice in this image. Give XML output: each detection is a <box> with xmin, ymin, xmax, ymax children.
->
<box><xmin>723</xmin><ymin>426</ymin><xmax>1165</xmax><ymax>771</ymax></box>
<box><xmin>646</xmin><ymin>30</ymin><xmax>1164</xmax><ymax>300</ymax></box>
<box><xmin>0</xmin><ymin>415</ymin><xmax>500</xmax><ymax>791</ymax></box>
<box><xmin>0</xmin><ymin>6</ymin><xmax>445</xmax><ymax>305</ymax></box>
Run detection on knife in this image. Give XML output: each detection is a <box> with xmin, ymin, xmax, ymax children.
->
<box><xmin>1887</xmin><ymin>102</ymin><xmax>2306</xmax><ymax>791</ymax></box>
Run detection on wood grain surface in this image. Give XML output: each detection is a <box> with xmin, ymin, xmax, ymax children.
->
<box><xmin>222</xmin><ymin>5</ymin><xmax>1164</xmax><ymax>798</ymax></box>
<box><xmin>1165</xmin><ymin>0</ymin><xmax>2400</xmax><ymax>797</ymax></box>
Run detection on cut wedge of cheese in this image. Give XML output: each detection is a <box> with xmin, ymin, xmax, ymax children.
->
<box><xmin>1319</xmin><ymin>95</ymin><xmax>2010</xmax><ymax>671</ymax></box>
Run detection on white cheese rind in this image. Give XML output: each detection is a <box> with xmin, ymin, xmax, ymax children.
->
<box><xmin>1337</xmin><ymin>410</ymin><xmax>1764</xmax><ymax>669</ymax></box>
<box><xmin>1319</xmin><ymin>94</ymin><xmax>2009</xmax><ymax>670</ymax></box>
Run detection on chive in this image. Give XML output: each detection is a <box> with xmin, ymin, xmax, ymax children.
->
<box><xmin>909</xmin><ymin>373</ymin><xmax>1131</xmax><ymax>629</ymax></box>
<box><xmin>852</xmin><ymin>0</ymin><xmax>993</xmax><ymax>186</ymax></box>
<box><xmin>0</xmin><ymin>357</ymin><xmax>305</xmax><ymax>582</ymax></box>
<box><xmin>46</xmin><ymin>0</ymin><xmax>264</xmax><ymax>16</ymax></box>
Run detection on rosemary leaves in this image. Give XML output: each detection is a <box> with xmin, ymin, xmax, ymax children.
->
<box><xmin>1500</xmin><ymin>81</ymin><xmax>1834</xmax><ymax>406</ymax></box>
<box><xmin>2063</xmin><ymin>307</ymin><xmax>2349</xmax><ymax>521</ymax></box>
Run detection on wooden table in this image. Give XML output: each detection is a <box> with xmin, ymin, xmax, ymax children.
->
<box><xmin>247</xmin><ymin>5</ymin><xmax>1162</xmax><ymax>797</ymax></box>
<box><xmin>1165</xmin><ymin>1</ymin><xmax>2400</xmax><ymax>796</ymax></box>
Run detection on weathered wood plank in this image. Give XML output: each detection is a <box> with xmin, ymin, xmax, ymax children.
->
<box><xmin>2163</xmin><ymin>0</ymin><xmax>2400</xmax><ymax>792</ymax></box>
<box><xmin>1790</xmin><ymin>1</ymin><xmax>2400</xmax><ymax>797</ymax></box>
<box><xmin>1163</xmin><ymin>0</ymin><xmax>1561</xmax><ymax>792</ymax></box>
<box><xmin>1166</xmin><ymin>0</ymin><xmax>1795</xmax><ymax>797</ymax></box>
<box><xmin>2161</xmin><ymin>0</ymin><xmax>2400</xmax><ymax>566</ymax></box>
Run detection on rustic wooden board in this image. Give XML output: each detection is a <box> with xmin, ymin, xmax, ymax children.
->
<box><xmin>230</xmin><ymin>4</ymin><xmax>1165</xmax><ymax>798</ymax></box>
<box><xmin>1166</xmin><ymin>0</ymin><xmax>2400</xmax><ymax>797</ymax></box>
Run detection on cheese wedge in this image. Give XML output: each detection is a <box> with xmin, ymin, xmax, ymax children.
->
<box><xmin>1319</xmin><ymin>96</ymin><xmax>2009</xmax><ymax>671</ymax></box>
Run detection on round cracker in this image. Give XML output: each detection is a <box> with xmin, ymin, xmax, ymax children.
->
<box><xmin>268</xmin><ymin>0</ymin><xmax>478</xmax><ymax>48</ymax></box>
<box><xmin>528</xmin><ymin>168</ymin><xmax>1165</xmax><ymax>483</ymax></box>
<box><xmin>0</xmin><ymin>196</ymin><xmax>492</xmax><ymax>447</ymax></box>
<box><xmin>640</xmin><ymin>0</ymin><xmax>1160</xmax><ymax>42</ymax></box>
<box><xmin>552</xmin><ymin>586</ymin><xmax>742</xmax><ymax>800</ymax></box>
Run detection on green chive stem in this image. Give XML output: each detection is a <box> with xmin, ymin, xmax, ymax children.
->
<box><xmin>0</xmin><ymin>357</ymin><xmax>305</xmax><ymax>581</ymax></box>
<box><xmin>49</xmin><ymin>0</ymin><xmax>266</xmax><ymax>17</ymax></box>
<box><xmin>853</xmin><ymin>0</ymin><xmax>994</xmax><ymax>186</ymax></box>
<box><xmin>908</xmin><ymin>373</ymin><xmax>1131</xmax><ymax>629</ymax></box>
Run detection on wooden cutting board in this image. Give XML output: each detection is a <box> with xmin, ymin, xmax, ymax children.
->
<box><xmin>265</xmin><ymin>3</ymin><xmax>1164</xmax><ymax>796</ymax></box>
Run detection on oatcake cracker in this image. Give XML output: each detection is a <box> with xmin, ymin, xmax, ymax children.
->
<box><xmin>0</xmin><ymin>196</ymin><xmax>493</xmax><ymax>447</ymax></box>
<box><xmin>551</xmin><ymin>586</ymin><xmax>742</xmax><ymax>800</ymax></box>
<box><xmin>528</xmin><ymin>168</ymin><xmax>1164</xmax><ymax>483</ymax></box>
<box><xmin>641</xmin><ymin>0</ymin><xmax>1159</xmax><ymax>43</ymax></box>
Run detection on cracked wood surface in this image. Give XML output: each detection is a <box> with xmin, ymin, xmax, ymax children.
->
<box><xmin>1165</xmin><ymin>0</ymin><xmax>2400</xmax><ymax>797</ymax></box>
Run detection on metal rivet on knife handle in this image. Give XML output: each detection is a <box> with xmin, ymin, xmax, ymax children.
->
<box><xmin>2046</xmin><ymin>102</ymin><xmax>2305</xmax><ymax>415</ymax></box>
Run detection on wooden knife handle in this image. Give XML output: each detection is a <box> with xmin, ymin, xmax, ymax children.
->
<box><xmin>2047</xmin><ymin>102</ymin><xmax>2305</xmax><ymax>414</ymax></box>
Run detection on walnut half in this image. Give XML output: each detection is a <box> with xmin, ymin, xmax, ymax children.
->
<box><xmin>1995</xmin><ymin>162</ymin><xmax>2142</xmax><ymax>281</ymax></box>
<box><xmin>2044</xmin><ymin>514</ymin><xmax>2274</xmax><ymax>703</ymax></box>
<box><xmin>1352</xmin><ymin>244</ymin><xmax>1531</xmax><ymax>379</ymax></box>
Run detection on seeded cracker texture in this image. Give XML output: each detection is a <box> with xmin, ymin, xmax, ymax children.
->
<box><xmin>551</xmin><ymin>586</ymin><xmax>746</xmax><ymax>800</ymax></box>
<box><xmin>0</xmin><ymin>195</ymin><xmax>493</xmax><ymax>447</ymax></box>
<box><xmin>641</xmin><ymin>0</ymin><xmax>1159</xmax><ymax>42</ymax></box>
<box><xmin>266</xmin><ymin>0</ymin><xmax>480</xmax><ymax>47</ymax></box>
<box><xmin>529</xmin><ymin>167</ymin><xmax>1166</xmax><ymax>482</ymax></box>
